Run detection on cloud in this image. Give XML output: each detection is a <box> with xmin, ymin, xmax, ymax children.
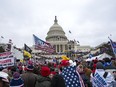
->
<box><xmin>0</xmin><ymin>0</ymin><xmax>116</xmax><ymax>47</ymax></box>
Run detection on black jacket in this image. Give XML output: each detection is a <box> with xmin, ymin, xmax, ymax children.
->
<box><xmin>35</xmin><ymin>75</ymin><xmax>51</xmax><ymax>87</ymax></box>
<box><xmin>51</xmin><ymin>74</ymin><xmax>66</xmax><ymax>87</ymax></box>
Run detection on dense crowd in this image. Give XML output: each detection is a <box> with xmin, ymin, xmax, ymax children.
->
<box><xmin>0</xmin><ymin>57</ymin><xmax>116</xmax><ymax>87</ymax></box>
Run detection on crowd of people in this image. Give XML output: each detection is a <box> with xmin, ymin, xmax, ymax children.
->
<box><xmin>0</xmin><ymin>57</ymin><xmax>116</xmax><ymax>87</ymax></box>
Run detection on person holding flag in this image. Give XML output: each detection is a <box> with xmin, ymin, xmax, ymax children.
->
<box><xmin>60</xmin><ymin>58</ymin><xmax>85</xmax><ymax>87</ymax></box>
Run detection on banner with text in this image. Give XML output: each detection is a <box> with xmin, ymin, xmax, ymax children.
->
<box><xmin>91</xmin><ymin>70</ymin><xmax>107</xmax><ymax>87</ymax></box>
<box><xmin>0</xmin><ymin>52</ymin><xmax>15</xmax><ymax>68</ymax></box>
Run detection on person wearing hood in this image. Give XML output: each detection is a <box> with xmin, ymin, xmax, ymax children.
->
<box><xmin>35</xmin><ymin>66</ymin><xmax>51</xmax><ymax>87</ymax></box>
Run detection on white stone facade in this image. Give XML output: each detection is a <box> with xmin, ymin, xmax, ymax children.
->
<box><xmin>46</xmin><ymin>16</ymin><xmax>69</xmax><ymax>53</ymax></box>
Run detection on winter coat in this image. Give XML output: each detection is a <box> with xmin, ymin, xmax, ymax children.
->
<box><xmin>51</xmin><ymin>74</ymin><xmax>66</xmax><ymax>87</ymax></box>
<box><xmin>84</xmin><ymin>68</ymin><xmax>92</xmax><ymax>80</ymax></box>
<box><xmin>79</xmin><ymin>72</ymin><xmax>89</xmax><ymax>86</ymax></box>
<box><xmin>21</xmin><ymin>72</ymin><xmax>38</xmax><ymax>87</ymax></box>
<box><xmin>10</xmin><ymin>77</ymin><xmax>24</xmax><ymax>87</ymax></box>
<box><xmin>35</xmin><ymin>75</ymin><xmax>51</xmax><ymax>87</ymax></box>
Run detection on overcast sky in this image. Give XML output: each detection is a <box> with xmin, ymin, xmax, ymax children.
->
<box><xmin>0</xmin><ymin>0</ymin><xmax>116</xmax><ymax>48</ymax></box>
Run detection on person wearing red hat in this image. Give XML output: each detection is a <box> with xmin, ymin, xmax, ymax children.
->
<box><xmin>46</xmin><ymin>60</ymin><xmax>69</xmax><ymax>87</ymax></box>
<box><xmin>40</xmin><ymin>66</ymin><xmax>51</xmax><ymax>77</ymax></box>
<box><xmin>35</xmin><ymin>66</ymin><xmax>51</xmax><ymax>87</ymax></box>
<box><xmin>60</xmin><ymin>60</ymin><xmax>69</xmax><ymax>67</ymax></box>
<box><xmin>57</xmin><ymin>60</ymin><xmax>70</xmax><ymax>74</ymax></box>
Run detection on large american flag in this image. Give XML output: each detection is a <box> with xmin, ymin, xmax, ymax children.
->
<box><xmin>33</xmin><ymin>34</ymin><xmax>54</xmax><ymax>53</ymax></box>
<box><xmin>61</xmin><ymin>66</ymin><xmax>85</xmax><ymax>87</ymax></box>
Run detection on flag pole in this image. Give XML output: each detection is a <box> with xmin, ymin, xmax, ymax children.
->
<box><xmin>32</xmin><ymin>34</ymin><xmax>36</xmax><ymax>60</ymax></box>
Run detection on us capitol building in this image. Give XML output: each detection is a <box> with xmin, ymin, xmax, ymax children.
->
<box><xmin>32</xmin><ymin>16</ymin><xmax>91</xmax><ymax>60</ymax></box>
<box><xmin>46</xmin><ymin>16</ymin><xmax>69</xmax><ymax>53</ymax></box>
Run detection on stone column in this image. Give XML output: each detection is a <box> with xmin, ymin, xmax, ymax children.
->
<box><xmin>57</xmin><ymin>44</ymin><xmax>59</xmax><ymax>53</ymax></box>
<box><xmin>60</xmin><ymin>44</ymin><xmax>63</xmax><ymax>52</ymax></box>
<box><xmin>56</xmin><ymin>44</ymin><xmax>57</xmax><ymax>53</ymax></box>
<box><xmin>59</xmin><ymin>44</ymin><xmax>61</xmax><ymax>53</ymax></box>
<box><xmin>63</xmin><ymin>44</ymin><xmax>65</xmax><ymax>52</ymax></box>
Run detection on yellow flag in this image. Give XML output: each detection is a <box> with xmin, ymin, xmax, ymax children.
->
<box><xmin>61</xmin><ymin>55</ymin><xmax>70</xmax><ymax>60</ymax></box>
<box><xmin>23</xmin><ymin>50</ymin><xmax>32</xmax><ymax>58</ymax></box>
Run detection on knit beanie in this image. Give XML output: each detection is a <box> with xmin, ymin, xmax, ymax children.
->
<box><xmin>41</xmin><ymin>66</ymin><xmax>51</xmax><ymax>77</ymax></box>
<box><xmin>13</xmin><ymin>72</ymin><xmax>20</xmax><ymax>79</ymax></box>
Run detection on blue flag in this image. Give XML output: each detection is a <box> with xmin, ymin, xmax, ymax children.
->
<box><xmin>33</xmin><ymin>34</ymin><xmax>45</xmax><ymax>46</ymax></box>
<box><xmin>109</xmin><ymin>38</ymin><xmax>116</xmax><ymax>55</ymax></box>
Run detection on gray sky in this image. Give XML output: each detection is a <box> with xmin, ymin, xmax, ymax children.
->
<box><xmin>0</xmin><ymin>0</ymin><xmax>116</xmax><ymax>48</ymax></box>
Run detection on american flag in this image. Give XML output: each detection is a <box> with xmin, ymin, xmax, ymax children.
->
<box><xmin>33</xmin><ymin>34</ymin><xmax>54</xmax><ymax>53</ymax></box>
<box><xmin>61</xmin><ymin>66</ymin><xmax>85</xmax><ymax>87</ymax></box>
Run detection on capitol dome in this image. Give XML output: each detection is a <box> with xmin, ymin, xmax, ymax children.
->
<box><xmin>46</xmin><ymin>16</ymin><xmax>68</xmax><ymax>41</ymax></box>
